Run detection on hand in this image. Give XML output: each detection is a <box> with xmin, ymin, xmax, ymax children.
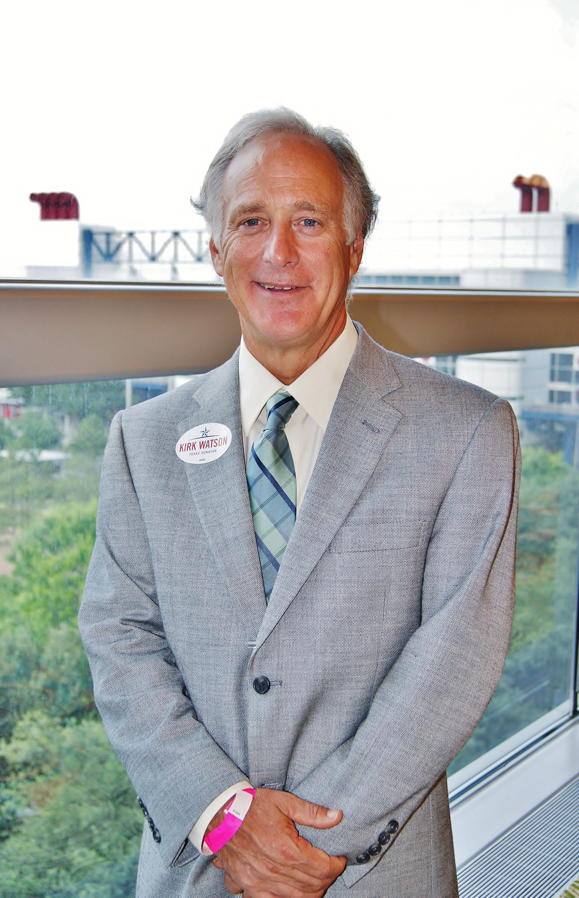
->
<box><xmin>210</xmin><ymin>788</ymin><xmax>346</xmax><ymax>898</ymax></box>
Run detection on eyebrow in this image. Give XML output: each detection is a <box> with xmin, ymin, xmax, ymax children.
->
<box><xmin>228</xmin><ymin>200</ymin><xmax>330</xmax><ymax>222</ymax></box>
<box><xmin>229</xmin><ymin>203</ymin><xmax>265</xmax><ymax>220</ymax></box>
<box><xmin>292</xmin><ymin>201</ymin><xmax>330</xmax><ymax>216</ymax></box>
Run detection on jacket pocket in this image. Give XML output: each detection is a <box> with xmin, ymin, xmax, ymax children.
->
<box><xmin>329</xmin><ymin>519</ymin><xmax>428</xmax><ymax>553</ymax></box>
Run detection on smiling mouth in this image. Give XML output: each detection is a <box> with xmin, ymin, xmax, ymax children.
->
<box><xmin>256</xmin><ymin>282</ymin><xmax>304</xmax><ymax>292</ymax></box>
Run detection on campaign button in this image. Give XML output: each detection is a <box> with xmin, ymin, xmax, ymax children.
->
<box><xmin>176</xmin><ymin>423</ymin><xmax>232</xmax><ymax>465</ymax></box>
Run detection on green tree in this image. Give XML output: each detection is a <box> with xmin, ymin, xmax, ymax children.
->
<box><xmin>450</xmin><ymin>445</ymin><xmax>579</xmax><ymax>772</ymax></box>
<box><xmin>0</xmin><ymin>622</ymin><xmax>94</xmax><ymax>744</ymax></box>
<box><xmin>0</xmin><ymin>454</ymin><xmax>57</xmax><ymax>531</ymax></box>
<box><xmin>0</xmin><ymin>623</ymin><xmax>42</xmax><ymax>741</ymax></box>
<box><xmin>4</xmin><ymin>500</ymin><xmax>97</xmax><ymax>641</ymax></box>
<box><xmin>12</xmin><ymin>410</ymin><xmax>61</xmax><ymax>452</ymax></box>
<box><xmin>0</xmin><ymin>500</ymin><xmax>98</xmax><ymax>748</ymax></box>
<box><xmin>69</xmin><ymin>414</ymin><xmax>108</xmax><ymax>456</ymax></box>
<box><xmin>9</xmin><ymin>382</ymin><xmax>126</xmax><ymax>423</ymax></box>
<box><xmin>0</xmin><ymin>418</ymin><xmax>11</xmax><ymax>451</ymax></box>
<box><xmin>0</xmin><ymin>713</ymin><xmax>140</xmax><ymax>897</ymax></box>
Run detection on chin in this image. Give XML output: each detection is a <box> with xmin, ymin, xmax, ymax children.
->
<box><xmin>262</xmin><ymin>315</ymin><xmax>314</xmax><ymax>345</ymax></box>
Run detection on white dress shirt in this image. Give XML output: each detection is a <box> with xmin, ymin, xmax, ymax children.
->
<box><xmin>189</xmin><ymin>317</ymin><xmax>358</xmax><ymax>852</ymax></box>
<box><xmin>240</xmin><ymin>316</ymin><xmax>358</xmax><ymax>510</ymax></box>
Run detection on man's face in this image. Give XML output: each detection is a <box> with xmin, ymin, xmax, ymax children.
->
<box><xmin>210</xmin><ymin>132</ymin><xmax>364</xmax><ymax>366</ymax></box>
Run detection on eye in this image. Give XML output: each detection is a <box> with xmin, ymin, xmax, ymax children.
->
<box><xmin>242</xmin><ymin>217</ymin><xmax>261</xmax><ymax>228</ymax></box>
<box><xmin>302</xmin><ymin>218</ymin><xmax>319</xmax><ymax>227</ymax></box>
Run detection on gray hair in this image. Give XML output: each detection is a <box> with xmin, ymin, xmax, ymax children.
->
<box><xmin>193</xmin><ymin>108</ymin><xmax>379</xmax><ymax>247</ymax></box>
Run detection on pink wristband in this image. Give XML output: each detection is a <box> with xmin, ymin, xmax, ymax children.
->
<box><xmin>202</xmin><ymin>787</ymin><xmax>256</xmax><ymax>855</ymax></box>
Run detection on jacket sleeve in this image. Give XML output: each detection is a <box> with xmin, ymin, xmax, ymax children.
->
<box><xmin>291</xmin><ymin>398</ymin><xmax>520</xmax><ymax>888</ymax></box>
<box><xmin>78</xmin><ymin>411</ymin><xmax>247</xmax><ymax>869</ymax></box>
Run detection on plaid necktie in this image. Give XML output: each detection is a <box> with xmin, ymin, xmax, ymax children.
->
<box><xmin>247</xmin><ymin>392</ymin><xmax>298</xmax><ymax>600</ymax></box>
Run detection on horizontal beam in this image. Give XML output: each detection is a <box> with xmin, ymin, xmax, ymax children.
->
<box><xmin>350</xmin><ymin>289</ymin><xmax>579</xmax><ymax>358</ymax></box>
<box><xmin>1</xmin><ymin>280</ymin><xmax>578</xmax><ymax>384</ymax></box>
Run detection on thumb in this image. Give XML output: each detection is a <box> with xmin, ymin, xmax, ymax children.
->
<box><xmin>282</xmin><ymin>794</ymin><xmax>343</xmax><ymax>829</ymax></box>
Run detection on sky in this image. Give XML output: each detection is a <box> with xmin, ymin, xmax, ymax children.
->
<box><xmin>1</xmin><ymin>0</ymin><xmax>578</xmax><ymax>273</ymax></box>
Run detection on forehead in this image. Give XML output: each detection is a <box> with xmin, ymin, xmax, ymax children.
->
<box><xmin>222</xmin><ymin>132</ymin><xmax>345</xmax><ymax>213</ymax></box>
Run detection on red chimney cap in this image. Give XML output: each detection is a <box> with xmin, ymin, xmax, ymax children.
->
<box><xmin>30</xmin><ymin>192</ymin><xmax>80</xmax><ymax>220</ymax></box>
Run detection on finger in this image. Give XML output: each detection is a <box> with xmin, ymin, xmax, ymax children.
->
<box><xmin>258</xmin><ymin>840</ymin><xmax>345</xmax><ymax>888</ymax></box>
<box><xmin>223</xmin><ymin>872</ymin><xmax>243</xmax><ymax>894</ymax></box>
<box><xmin>215</xmin><ymin>790</ymin><xmax>345</xmax><ymax>893</ymax></box>
<box><xmin>281</xmin><ymin>794</ymin><xmax>343</xmax><ymax>830</ymax></box>
<box><xmin>222</xmin><ymin>838</ymin><xmax>335</xmax><ymax>892</ymax></box>
<box><xmin>291</xmin><ymin>836</ymin><xmax>348</xmax><ymax>880</ymax></box>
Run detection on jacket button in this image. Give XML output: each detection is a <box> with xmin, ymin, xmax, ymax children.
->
<box><xmin>387</xmin><ymin>819</ymin><xmax>399</xmax><ymax>834</ymax></box>
<box><xmin>369</xmin><ymin>842</ymin><xmax>381</xmax><ymax>855</ymax></box>
<box><xmin>253</xmin><ymin>676</ymin><xmax>271</xmax><ymax>694</ymax></box>
<box><xmin>152</xmin><ymin>826</ymin><xmax>161</xmax><ymax>843</ymax></box>
<box><xmin>356</xmin><ymin>851</ymin><xmax>371</xmax><ymax>864</ymax></box>
<box><xmin>378</xmin><ymin>831</ymin><xmax>390</xmax><ymax>845</ymax></box>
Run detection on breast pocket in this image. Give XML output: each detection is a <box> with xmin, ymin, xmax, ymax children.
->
<box><xmin>329</xmin><ymin>519</ymin><xmax>429</xmax><ymax>553</ymax></box>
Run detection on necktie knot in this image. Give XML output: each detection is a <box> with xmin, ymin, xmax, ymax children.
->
<box><xmin>264</xmin><ymin>392</ymin><xmax>298</xmax><ymax>433</ymax></box>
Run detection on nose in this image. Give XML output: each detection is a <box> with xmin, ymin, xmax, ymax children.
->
<box><xmin>262</xmin><ymin>222</ymin><xmax>298</xmax><ymax>267</ymax></box>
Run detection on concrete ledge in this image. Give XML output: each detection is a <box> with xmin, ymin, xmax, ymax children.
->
<box><xmin>1</xmin><ymin>280</ymin><xmax>578</xmax><ymax>384</ymax></box>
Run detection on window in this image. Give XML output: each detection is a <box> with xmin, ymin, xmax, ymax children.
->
<box><xmin>1</xmin><ymin>337</ymin><xmax>578</xmax><ymax>890</ymax></box>
<box><xmin>430</xmin><ymin>354</ymin><xmax>458</xmax><ymax>377</ymax></box>
<box><xmin>549</xmin><ymin>389</ymin><xmax>572</xmax><ymax>404</ymax></box>
<box><xmin>432</xmin><ymin>348</ymin><xmax>579</xmax><ymax>785</ymax></box>
<box><xmin>0</xmin><ymin>379</ymin><xmax>145</xmax><ymax>891</ymax></box>
<box><xmin>550</xmin><ymin>352</ymin><xmax>574</xmax><ymax>383</ymax></box>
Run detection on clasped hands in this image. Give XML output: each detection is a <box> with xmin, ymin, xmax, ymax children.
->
<box><xmin>210</xmin><ymin>788</ymin><xmax>346</xmax><ymax>898</ymax></box>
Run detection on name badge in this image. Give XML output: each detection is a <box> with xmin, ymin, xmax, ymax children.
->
<box><xmin>176</xmin><ymin>423</ymin><xmax>232</xmax><ymax>465</ymax></box>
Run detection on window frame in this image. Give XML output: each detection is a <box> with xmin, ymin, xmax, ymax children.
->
<box><xmin>2</xmin><ymin>277</ymin><xmax>578</xmax><ymax>811</ymax></box>
<box><xmin>1</xmin><ymin>279</ymin><xmax>579</xmax><ymax>384</ymax></box>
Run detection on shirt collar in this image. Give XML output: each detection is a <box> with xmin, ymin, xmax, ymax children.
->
<box><xmin>239</xmin><ymin>317</ymin><xmax>358</xmax><ymax>436</ymax></box>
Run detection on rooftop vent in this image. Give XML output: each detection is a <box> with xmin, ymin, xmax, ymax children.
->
<box><xmin>513</xmin><ymin>175</ymin><xmax>550</xmax><ymax>213</ymax></box>
<box><xmin>30</xmin><ymin>192</ymin><xmax>80</xmax><ymax>220</ymax></box>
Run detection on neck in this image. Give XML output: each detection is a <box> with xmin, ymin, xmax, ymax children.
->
<box><xmin>243</xmin><ymin>316</ymin><xmax>347</xmax><ymax>384</ymax></box>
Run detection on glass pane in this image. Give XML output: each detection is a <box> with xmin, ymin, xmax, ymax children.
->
<box><xmin>1</xmin><ymin>352</ymin><xmax>577</xmax><ymax>888</ymax></box>
<box><xmin>0</xmin><ymin>377</ymin><xmax>183</xmax><ymax>894</ymax></box>
<box><xmin>420</xmin><ymin>347</ymin><xmax>579</xmax><ymax>777</ymax></box>
<box><xmin>1</xmin><ymin>2</ymin><xmax>578</xmax><ymax>291</ymax></box>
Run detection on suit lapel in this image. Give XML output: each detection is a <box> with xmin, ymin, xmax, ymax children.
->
<box><xmin>177</xmin><ymin>353</ymin><xmax>266</xmax><ymax>633</ymax></box>
<box><xmin>253</xmin><ymin>329</ymin><xmax>403</xmax><ymax>654</ymax></box>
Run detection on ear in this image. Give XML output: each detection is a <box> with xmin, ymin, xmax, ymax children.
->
<box><xmin>209</xmin><ymin>238</ymin><xmax>224</xmax><ymax>276</ymax></box>
<box><xmin>348</xmin><ymin>234</ymin><xmax>364</xmax><ymax>278</ymax></box>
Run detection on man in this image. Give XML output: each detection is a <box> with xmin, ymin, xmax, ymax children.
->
<box><xmin>79</xmin><ymin>109</ymin><xmax>520</xmax><ymax>898</ymax></box>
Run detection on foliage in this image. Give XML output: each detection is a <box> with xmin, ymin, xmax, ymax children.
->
<box><xmin>0</xmin><ymin>418</ymin><xmax>11</xmax><ymax>451</ymax></box>
<box><xmin>0</xmin><ymin>713</ymin><xmax>141</xmax><ymax>897</ymax></box>
<box><xmin>0</xmin><ymin>502</ymin><xmax>98</xmax><ymax>747</ymax></box>
<box><xmin>69</xmin><ymin>414</ymin><xmax>108</xmax><ymax>456</ymax></box>
<box><xmin>0</xmin><ymin>384</ymin><xmax>144</xmax><ymax>895</ymax></box>
<box><xmin>450</xmin><ymin>446</ymin><xmax>579</xmax><ymax>772</ymax></box>
<box><xmin>0</xmin><ymin>454</ymin><xmax>57</xmax><ymax>531</ymax></box>
<box><xmin>0</xmin><ymin>495</ymin><xmax>140</xmax><ymax>894</ymax></box>
<box><xmin>0</xmin><ymin>400</ymin><xmax>105</xmax><ymax>531</ymax></box>
<box><xmin>4</xmin><ymin>501</ymin><xmax>97</xmax><ymax>641</ymax></box>
<box><xmin>0</xmin><ymin>387</ymin><xmax>578</xmax><ymax>893</ymax></box>
<box><xmin>0</xmin><ymin>452</ymin><xmax>103</xmax><ymax>533</ymax></box>
<box><xmin>11</xmin><ymin>409</ymin><xmax>62</xmax><ymax>452</ymax></box>
<box><xmin>9</xmin><ymin>381</ymin><xmax>126</xmax><ymax>424</ymax></box>
<box><xmin>55</xmin><ymin>454</ymin><xmax>104</xmax><ymax>505</ymax></box>
<box><xmin>32</xmin><ymin>623</ymin><xmax>95</xmax><ymax>723</ymax></box>
<box><xmin>0</xmin><ymin>624</ymin><xmax>43</xmax><ymax>741</ymax></box>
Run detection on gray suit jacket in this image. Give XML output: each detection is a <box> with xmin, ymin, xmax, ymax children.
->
<box><xmin>79</xmin><ymin>325</ymin><xmax>520</xmax><ymax>898</ymax></box>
